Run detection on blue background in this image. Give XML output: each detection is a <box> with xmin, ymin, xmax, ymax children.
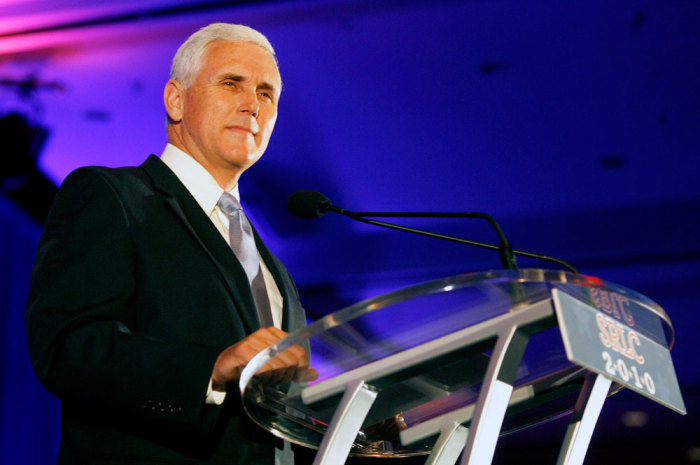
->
<box><xmin>1</xmin><ymin>0</ymin><xmax>698</xmax><ymax>463</ymax></box>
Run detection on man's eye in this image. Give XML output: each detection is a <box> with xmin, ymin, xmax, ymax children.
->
<box><xmin>223</xmin><ymin>81</ymin><xmax>236</xmax><ymax>87</ymax></box>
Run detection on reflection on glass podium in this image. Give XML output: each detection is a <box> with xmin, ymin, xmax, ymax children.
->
<box><xmin>240</xmin><ymin>269</ymin><xmax>684</xmax><ymax>465</ymax></box>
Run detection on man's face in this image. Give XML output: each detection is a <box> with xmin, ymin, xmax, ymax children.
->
<box><xmin>167</xmin><ymin>40</ymin><xmax>281</xmax><ymax>186</ymax></box>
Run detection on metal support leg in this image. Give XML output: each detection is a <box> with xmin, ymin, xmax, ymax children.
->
<box><xmin>425</xmin><ymin>422</ymin><xmax>470</xmax><ymax>465</ymax></box>
<box><xmin>312</xmin><ymin>380</ymin><xmax>377</xmax><ymax>465</ymax></box>
<box><xmin>460</xmin><ymin>327</ymin><xmax>530</xmax><ymax>465</ymax></box>
<box><xmin>556</xmin><ymin>373</ymin><xmax>612</xmax><ymax>465</ymax></box>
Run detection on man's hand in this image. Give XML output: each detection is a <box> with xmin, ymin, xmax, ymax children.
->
<box><xmin>212</xmin><ymin>327</ymin><xmax>317</xmax><ymax>386</ymax></box>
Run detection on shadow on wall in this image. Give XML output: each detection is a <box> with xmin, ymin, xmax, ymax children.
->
<box><xmin>0</xmin><ymin>113</ymin><xmax>56</xmax><ymax>224</ymax></box>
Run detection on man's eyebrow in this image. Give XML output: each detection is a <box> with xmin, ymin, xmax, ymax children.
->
<box><xmin>258</xmin><ymin>81</ymin><xmax>279</xmax><ymax>95</ymax></box>
<box><xmin>219</xmin><ymin>73</ymin><xmax>244</xmax><ymax>81</ymax></box>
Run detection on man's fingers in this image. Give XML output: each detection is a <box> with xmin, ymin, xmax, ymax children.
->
<box><xmin>213</xmin><ymin>326</ymin><xmax>312</xmax><ymax>385</ymax></box>
<box><xmin>248</xmin><ymin>327</ymin><xmax>288</xmax><ymax>348</ymax></box>
<box><xmin>261</xmin><ymin>347</ymin><xmax>304</xmax><ymax>374</ymax></box>
<box><xmin>263</xmin><ymin>326</ymin><xmax>288</xmax><ymax>338</ymax></box>
<box><xmin>234</xmin><ymin>328</ymin><xmax>291</xmax><ymax>362</ymax></box>
<box><xmin>255</xmin><ymin>343</ymin><xmax>313</xmax><ymax>385</ymax></box>
<box><xmin>212</xmin><ymin>328</ymin><xmax>289</xmax><ymax>383</ymax></box>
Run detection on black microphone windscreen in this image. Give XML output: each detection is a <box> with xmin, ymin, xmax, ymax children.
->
<box><xmin>287</xmin><ymin>190</ymin><xmax>332</xmax><ymax>219</ymax></box>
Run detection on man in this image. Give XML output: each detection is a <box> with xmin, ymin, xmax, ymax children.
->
<box><xmin>26</xmin><ymin>23</ymin><xmax>310</xmax><ymax>465</ymax></box>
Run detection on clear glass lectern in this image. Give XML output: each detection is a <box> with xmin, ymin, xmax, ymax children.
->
<box><xmin>239</xmin><ymin>269</ymin><xmax>682</xmax><ymax>465</ymax></box>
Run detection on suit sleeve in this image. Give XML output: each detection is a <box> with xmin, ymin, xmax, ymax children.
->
<box><xmin>26</xmin><ymin>167</ymin><xmax>225</xmax><ymax>433</ymax></box>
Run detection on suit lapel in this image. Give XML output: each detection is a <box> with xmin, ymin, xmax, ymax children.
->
<box><xmin>140</xmin><ymin>155</ymin><xmax>261</xmax><ymax>334</ymax></box>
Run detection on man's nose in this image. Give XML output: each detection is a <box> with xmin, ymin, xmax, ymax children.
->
<box><xmin>239</xmin><ymin>90</ymin><xmax>260</xmax><ymax>117</ymax></box>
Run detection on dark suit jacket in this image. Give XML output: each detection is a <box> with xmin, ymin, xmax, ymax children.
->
<box><xmin>26</xmin><ymin>155</ymin><xmax>306</xmax><ymax>465</ymax></box>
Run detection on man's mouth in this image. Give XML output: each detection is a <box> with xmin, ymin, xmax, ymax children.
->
<box><xmin>227</xmin><ymin>125</ymin><xmax>257</xmax><ymax>136</ymax></box>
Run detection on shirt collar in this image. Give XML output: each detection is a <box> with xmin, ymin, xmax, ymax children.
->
<box><xmin>160</xmin><ymin>143</ymin><xmax>240</xmax><ymax>215</ymax></box>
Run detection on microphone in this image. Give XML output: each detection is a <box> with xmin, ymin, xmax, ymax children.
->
<box><xmin>287</xmin><ymin>189</ymin><xmax>358</xmax><ymax>219</ymax></box>
<box><xmin>287</xmin><ymin>190</ymin><xmax>334</xmax><ymax>218</ymax></box>
<box><xmin>288</xmin><ymin>190</ymin><xmax>519</xmax><ymax>268</ymax></box>
<box><xmin>287</xmin><ymin>190</ymin><xmax>576</xmax><ymax>272</ymax></box>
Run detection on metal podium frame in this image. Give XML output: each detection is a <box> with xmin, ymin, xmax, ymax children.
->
<box><xmin>239</xmin><ymin>269</ymin><xmax>683</xmax><ymax>465</ymax></box>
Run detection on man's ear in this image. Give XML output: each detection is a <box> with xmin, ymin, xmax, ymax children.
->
<box><xmin>164</xmin><ymin>80</ymin><xmax>184</xmax><ymax>123</ymax></box>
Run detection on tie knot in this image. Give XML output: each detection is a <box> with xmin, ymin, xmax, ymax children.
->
<box><xmin>217</xmin><ymin>192</ymin><xmax>241</xmax><ymax>216</ymax></box>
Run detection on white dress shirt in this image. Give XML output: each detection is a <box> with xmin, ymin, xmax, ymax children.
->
<box><xmin>160</xmin><ymin>143</ymin><xmax>284</xmax><ymax>403</ymax></box>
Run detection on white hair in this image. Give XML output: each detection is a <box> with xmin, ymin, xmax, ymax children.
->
<box><xmin>170</xmin><ymin>23</ymin><xmax>277</xmax><ymax>88</ymax></box>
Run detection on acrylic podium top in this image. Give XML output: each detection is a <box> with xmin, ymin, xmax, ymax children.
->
<box><xmin>239</xmin><ymin>269</ymin><xmax>674</xmax><ymax>457</ymax></box>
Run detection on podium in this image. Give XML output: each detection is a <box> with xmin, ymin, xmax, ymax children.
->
<box><xmin>239</xmin><ymin>269</ymin><xmax>685</xmax><ymax>465</ymax></box>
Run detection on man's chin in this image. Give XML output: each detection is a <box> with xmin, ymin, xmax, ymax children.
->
<box><xmin>223</xmin><ymin>152</ymin><xmax>263</xmax><ymax>170</ymax></box>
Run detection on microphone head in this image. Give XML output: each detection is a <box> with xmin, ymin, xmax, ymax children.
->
<box><xmin>287</xmin><ymin>190</ymin><xmax>332</xmax><ymax>219</ymax></box>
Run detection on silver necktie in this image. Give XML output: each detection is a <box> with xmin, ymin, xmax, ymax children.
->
<box><xmin>217</xmin><ymin>192</ymin><xmax>273</xmax><ymax>327</ymax></box>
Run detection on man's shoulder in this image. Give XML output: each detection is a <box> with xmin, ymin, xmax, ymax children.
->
<box><xmin>65</xmin><ymin>156</ymin><xmax>154</xmax><ymax>179</ymax></box>
<box><xmin>61</xmin><ymin>155</ymin><xmax>163</xmax><ymax>192</ymax></box>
